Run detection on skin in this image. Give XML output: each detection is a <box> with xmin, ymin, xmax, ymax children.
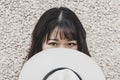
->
<box><xmin>42</xmin><ymin>28</ymin><xmax>78</xmax><ymax>50</ymax></box>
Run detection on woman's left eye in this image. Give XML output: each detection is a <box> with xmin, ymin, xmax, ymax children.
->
<box><xmin>67</xmin><ymin>43</ymin><xmax>77</xmax><ymax>46</ymax></box>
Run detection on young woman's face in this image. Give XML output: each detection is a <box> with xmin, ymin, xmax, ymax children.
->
<box><xmin>42</xmin><ymin>28</ymin><xmax>78</xmax><ymax>50</ymax></box>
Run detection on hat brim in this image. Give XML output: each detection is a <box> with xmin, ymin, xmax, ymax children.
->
<box><xmin>19</xmin><ymin>48</ymin><xmax>106</xmax><ymax>80</ymax></box>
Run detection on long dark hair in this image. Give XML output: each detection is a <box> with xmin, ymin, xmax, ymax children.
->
<box><xmin>28</xmin><ymin>7</ymin><xmax>90</xmax><ymax>59</ymax></box>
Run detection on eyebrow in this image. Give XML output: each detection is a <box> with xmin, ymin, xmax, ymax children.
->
<box><xmin>48</xmin><ymin>39</ymin><xmax>58</xmax><ymax>41</ymax></box>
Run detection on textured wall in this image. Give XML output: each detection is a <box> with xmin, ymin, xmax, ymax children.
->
<box><xmin>0</xmin><ymin>0</ymin><xmax>120</xmax><ymax>80</ymax></box>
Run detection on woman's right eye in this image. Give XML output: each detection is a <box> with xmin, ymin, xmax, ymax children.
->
<box><xmin>48</xmin><ymin>42</ymin><xmax>58</xmax><ymax>46</ymax></box>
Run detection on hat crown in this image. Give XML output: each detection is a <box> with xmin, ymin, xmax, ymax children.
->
<box><xmin>47</xmin><ymin>69</ymin><xmax>80</xmax><ymax>80</ymax></box>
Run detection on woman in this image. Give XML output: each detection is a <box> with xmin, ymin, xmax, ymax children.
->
<box><xmin>28</xmin><ymin>7</ymin><xmax>91</xmax><ymax>60</ymax></box>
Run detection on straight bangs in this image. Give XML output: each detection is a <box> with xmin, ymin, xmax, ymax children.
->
<box><xmin>45</xmin><ymin>19</ymin><xmax>77</xmax><ymax>42</ymax></box>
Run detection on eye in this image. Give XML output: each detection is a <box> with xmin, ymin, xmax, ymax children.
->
<box><xmin>48</xmin><ymin>42</ymin><xmax>58</xmax><ymax>46</ymax></box>
<box><xmin>67</xmin><ymin>43</ymin><xmax>77</xmax><ymax>47</ymax></box>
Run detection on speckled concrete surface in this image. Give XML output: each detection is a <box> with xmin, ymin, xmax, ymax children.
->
<box><xmin>0</xmin><ymin>0</ymin><xmax>120</xmax><ymax>80</ymax></box>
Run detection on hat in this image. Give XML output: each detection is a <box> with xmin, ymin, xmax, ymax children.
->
<box><xmin>18</xmin><ymin>48</ymin><xmax>106</xmax><ymax>80</ymax></box>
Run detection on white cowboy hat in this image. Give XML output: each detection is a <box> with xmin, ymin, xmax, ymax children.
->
<box><xmin>18</xmin><ymin>48</ymin><xmax>106</xmax><ymax>80</ymax></box>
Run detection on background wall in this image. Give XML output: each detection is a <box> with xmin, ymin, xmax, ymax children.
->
<box><xmin>0</xmin><ymin>0</ymin><xmax>120</xmax><ymax>80</ymax></box>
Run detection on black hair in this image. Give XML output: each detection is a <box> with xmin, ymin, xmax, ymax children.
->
<box><xmin>28</xmin><ymin>7</ymin><xmax>90</xmax><ymax>59</ymax></box>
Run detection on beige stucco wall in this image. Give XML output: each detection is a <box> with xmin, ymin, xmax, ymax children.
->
<box><xmin>0</xmin><ymin>0</ymin><xmax>120</xmax><ymax>80</ymax></box>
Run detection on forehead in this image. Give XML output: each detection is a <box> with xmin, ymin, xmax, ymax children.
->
<box><xmin>47</xmin><ymin>27</ymin><xmax>76</xmax><ymax>40</ymax></box>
